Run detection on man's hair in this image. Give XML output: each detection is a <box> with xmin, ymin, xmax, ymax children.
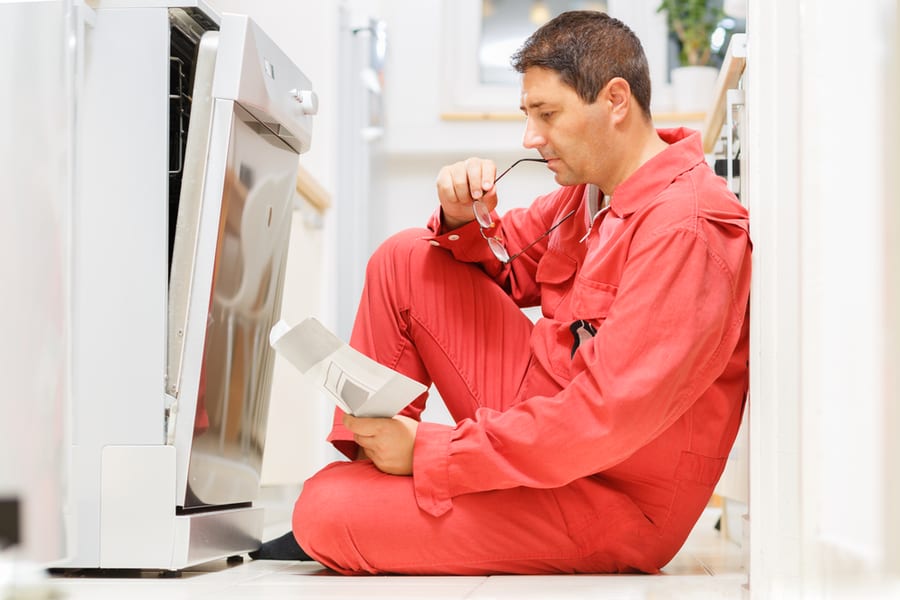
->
<box><xmin>511</xmin><ymin>11</ymin><xmax>652</xmax><ymax>118</ymax></box>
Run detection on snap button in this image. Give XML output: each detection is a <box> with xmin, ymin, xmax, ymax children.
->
<box><xmin>429</xmin><ymin>240</ymin><xmax>440</xmax><ymax>246</ymax></box>
<box><xmin>448</xmin><ymin>234</ymin><xmax>460</xmax><ymax>241</ymax></box>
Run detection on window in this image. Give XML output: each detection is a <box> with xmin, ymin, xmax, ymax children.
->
<box><xmin>441</xmin><ymin>0</ymin><xmax>668</xmax><ymax>116</ymax></box>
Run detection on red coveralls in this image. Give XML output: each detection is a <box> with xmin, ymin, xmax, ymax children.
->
<box><xmin>293</xmin><ymin>128</ymin><xmax>751</xmax><ymax>575</ymax></box>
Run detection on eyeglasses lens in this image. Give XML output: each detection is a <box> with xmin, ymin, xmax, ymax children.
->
<box><xmin>473</xmin><ymin>201</ymin><xmax>494</xmax><ymax>229</ymax></box>
<box><xmin>487</xmin><ymin>238</ymin><xmax>510</xmax><ymax>262</ymax></box>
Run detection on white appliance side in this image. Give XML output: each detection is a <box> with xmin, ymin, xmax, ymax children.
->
<box><xmin>97</xmin><ymin>445</ymin><xmax>263</xmax><ymax>569</ymax></box>
<box><xmin>91</xmin><ymin>0</ymin><xmax>218</xmax><ymax>15</ymax></box>
<box><xmin>63</xmin><ymin>6</ymin><xmax>170</xmax><ymax>567</ymax></box>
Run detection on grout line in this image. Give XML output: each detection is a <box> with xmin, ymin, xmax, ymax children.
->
<box><xmin>699</xmin><ymin>561</ymin><xmax>716</xmax><ymax>577</ymax></box>
<box><xmin>462</xmin><ymin>575</ymin><xmax>494</xmax><ymax>599</ymax></box>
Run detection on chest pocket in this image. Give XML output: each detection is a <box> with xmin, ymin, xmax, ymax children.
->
<box><xmin>535</xmin><ymin>250</ymin><xmax>577</xmax><ymax>317</ymax></box>
<box><xmin>570</xmin><ymin>277</ymin><xmax>618</xmax><ymax>323</ymax></box>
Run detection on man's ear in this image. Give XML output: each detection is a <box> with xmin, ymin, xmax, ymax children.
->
<box><xmin>600</xmin><ymin>77</ymin><xmax>631</xmax><ymax>124</ymax></box>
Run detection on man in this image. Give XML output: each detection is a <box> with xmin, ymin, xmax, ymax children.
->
<box><xmin>286</xmin><ymin>11</ymin><xmax>750</xmax><ymax>575</ymax></box>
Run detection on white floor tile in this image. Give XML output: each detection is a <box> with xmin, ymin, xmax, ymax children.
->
<box><xmin>468</xmin><ymin>573</ymin><xmax>745</xmax><ymax>599</ymax></box>
<box><xmin>41</xmin><ymin>506</ymin><xmax>744</xmax><ymax>600</ymax></box>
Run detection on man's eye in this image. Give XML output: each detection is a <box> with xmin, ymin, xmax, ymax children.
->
<box><xmin>541</xmin><ymin>112</ymin><xmax>554</xmax><ymax>120</ymax></box>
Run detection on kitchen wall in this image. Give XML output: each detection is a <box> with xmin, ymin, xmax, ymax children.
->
<box><xmin>367</xmin><ymin>0</ymin><xmax>671</xmax><ymax>249</ymax></box>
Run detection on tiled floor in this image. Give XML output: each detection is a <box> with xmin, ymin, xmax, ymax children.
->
<box><xmin>29</xmin><ymin>506</ymin><xmax>745</xmax><ymax>599</ymax></box>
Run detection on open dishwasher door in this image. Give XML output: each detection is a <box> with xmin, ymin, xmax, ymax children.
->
<box><xmin>164</xmin><ymin>11</ymin><xmax>319</xmax><ymax>565</ymax></box>
<box><xmin>167</xmin><ymin>16</ymin><xmax>316</xmax><ymax>513</ymax></box>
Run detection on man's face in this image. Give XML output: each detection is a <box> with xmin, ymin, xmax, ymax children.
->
<box><xmin>519</xmin><ymin>67</ymin><xmax>610</xmax><ymax>187</ymax></box>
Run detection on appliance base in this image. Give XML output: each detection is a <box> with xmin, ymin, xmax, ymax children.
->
<box><xmin>53</xmin><ymin>445</ymin><xmax>263</xmax><ymax>570</ymax></box>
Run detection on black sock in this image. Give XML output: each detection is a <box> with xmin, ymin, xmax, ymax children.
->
<box><xmin>248</xmin><ymin>530</ymin><xmax>314</xmax><ymax>561</ymax></box>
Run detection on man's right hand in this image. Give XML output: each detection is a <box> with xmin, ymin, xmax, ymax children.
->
<box><xmin>435</xmin><ymin>157</ymin><xmax>498</xmax><ymax>230</ymax></box>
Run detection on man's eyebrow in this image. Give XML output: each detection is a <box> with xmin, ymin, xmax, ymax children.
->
<box><xmin>520</xmin><ymin>100</ymin><xmax>547</xmax><ymax>112</ymax></box>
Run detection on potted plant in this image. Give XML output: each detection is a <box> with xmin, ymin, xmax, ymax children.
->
<box><xmin>656</xmin><ymin>0</ymin><xmax>725</xmax><ymax>112</ymax></box>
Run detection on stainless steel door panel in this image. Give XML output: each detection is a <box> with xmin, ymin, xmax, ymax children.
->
<box><xmin>166</xmin><ymin>12</ymin><xmax>310</xmax><ymax>509</ymax></box>
<box><xmin>172</xmin><ymin>101</ymin><xmax>296</xmax><ymax>507</ymax></box>
<box><xmin>186</xmin><ymin>105</ymin><xmax>295</xmax><ymax>506</ymax></box>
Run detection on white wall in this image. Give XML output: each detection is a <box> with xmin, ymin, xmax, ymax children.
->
<box><xmin>368</xmin><ymin>0</ymin><xmax>671</xmax><ymax>251</ymax></box>
<box><xmin>370</xmin><ymin>0</ymin><xmax>545</xmax><ymax>249</ymax></box>
<box><xmin>748</xmin><ymin>0</ymin><xmax>900</xmax><ymax>597</ymax></box>
<box><xmin>0</xmin><ymin>0</ymin><xmax>72</xmax><ymax>562</ymax></box>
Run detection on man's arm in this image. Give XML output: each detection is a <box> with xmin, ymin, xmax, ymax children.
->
<box><xmin>411</xmin><ymin>221</ymin><xmax>751</xmax><ymax>517</ymax></box>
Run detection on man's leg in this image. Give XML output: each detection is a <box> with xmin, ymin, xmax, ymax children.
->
<box><xmin>290</xmin><ymin>229</ymin><xmax>646</xmax><ymax>575</ymax></box>
<box><xmin>294</xmin><ymin>460</ymin><xmax>654</xmax><ymax>575</ymax></box>
<box><xmin>256</xmin><ymin>229</ymin><xmax>536</xmax><ymax>561</ymax></box>
<box><xmin>328</xmin><ymin>228</ymin><xmax>537</xmax><ymax>457</ymax></box>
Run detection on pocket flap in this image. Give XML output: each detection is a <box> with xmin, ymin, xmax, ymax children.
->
<box><xmin>535</xmin><ymin>251</ymin><xmax>577</xmax><ymax>285</ymax></box>
<box><xmin>571</xmin><ymin>279</ymin><xmax>618</xmax><ymax>319</ymax></box>
<box><xmin>674</xmin><ymin>451</ymin><xmax>727</xmax><ymax>486</ymax></box>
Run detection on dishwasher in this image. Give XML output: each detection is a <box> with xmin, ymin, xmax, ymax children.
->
<box><xmin>58</xmin><ymin>0</ymin><xmax>317</xmax><ymax>570</ymax></box>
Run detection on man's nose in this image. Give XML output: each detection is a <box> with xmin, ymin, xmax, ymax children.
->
<box><xmin>522</xmin><ymin>119</ymin><xmax>545</xmax><ymax>149</ymax></box>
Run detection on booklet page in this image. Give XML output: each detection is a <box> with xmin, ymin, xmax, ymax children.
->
<box><xmin>269</xmin><ymin>317</ymin><xmax>427</xmax><ymax>418</ymax></box>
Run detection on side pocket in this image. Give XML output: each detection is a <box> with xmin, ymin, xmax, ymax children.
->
<box><xmin>550</xmin><ymin>478</ymin><xmax>658</xmax><ymax>570</ymax></box>
<box><xmin>674</xmin><ymin>450</ymin><xmax>727</xmax><ymax>486</ymax></box>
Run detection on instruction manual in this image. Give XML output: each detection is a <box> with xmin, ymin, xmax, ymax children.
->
<box><xmin>269</xmin><ymin>317</ymin><xmax>427</xmax><ymax>418</ymax></box>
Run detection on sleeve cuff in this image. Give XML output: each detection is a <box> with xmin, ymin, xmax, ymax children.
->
<box><xmin>326</xmin><ymin>422</ymin><xmax>358</xmax><ymax>460</ymax></box>
<box><xmin>412</xmin><ymin>421</ymin><xmax>455</xmax><ymax>517</ymax></box>
<box><xmin>423</xmin><ymin>222</ymin><xmax>496</xmax><ymax>264</ymax></box>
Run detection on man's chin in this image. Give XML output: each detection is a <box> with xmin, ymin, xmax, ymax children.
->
<box><xmin>547</xmin><ymin>161</ymin><xmax>577</xmax><ymax>185</ymax></box>
<box><xmin>552</xmin><ymin>172</ymin><xmax>578</xmax><ymax>186</ymax></box>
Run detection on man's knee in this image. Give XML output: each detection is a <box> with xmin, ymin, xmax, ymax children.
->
<box><xmin>292</xmin><ymin>463</ymin><xmax>350</xmax><ymax>555</ymax></box>
<box><xmin>366</xmin><ymin>228</ymin><xmax>430</xmax><ymax>270</ymax></box>
<box><xmin>292</xmin><ymin>461</ymin><xmax>394</xmax><ymax>574</ymax></box>
<box><xmin>363</xmin><ymin>227</ymin><xmax>474</xmax><ymax>293</ymax></box>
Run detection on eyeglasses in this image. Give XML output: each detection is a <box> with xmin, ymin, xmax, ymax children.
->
<box><xmin>473</xmin><ymin>158</ymin><xmax>576</xmax><ymax>263</ymax></box>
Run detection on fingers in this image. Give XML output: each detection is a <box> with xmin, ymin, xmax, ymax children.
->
<box><xmin>345</xmin><ymin>415</ymin><xmax>378</xmax><ymax>452</ymax></box>
<box><xmin>464</xmin><ymin>158</ymin><xmax>496</xmax><ymax>200</ymax></box>
<box><xmin>343</xmin><ymin>413</ymin><xmax>380</xmax><ymax>436</ymax></box>
<box><xmin>436</xmin><ymin>159</ymin><xmax>491</xmax><ymax>203</ymax></box>
<box><xmin>435</xmin><ymin>158</ymin><xmax>497</xmax><ymax>228</ymax></box>
<box><xmin>342</xmin><ymin>414</ymin><xmax>417</xmax><ymax>476</ymax></box>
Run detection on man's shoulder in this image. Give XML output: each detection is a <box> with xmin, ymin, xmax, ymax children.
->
<box><xmin>636</xmin><ymin>168</ymin><xmax>748</xmax><ymax>240</ymax></box>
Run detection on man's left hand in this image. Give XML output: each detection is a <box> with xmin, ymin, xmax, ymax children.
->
<box><xmin>343</xmin><ymin>414</ymin><xmax>419</xmax><ymax>476</ymax></box>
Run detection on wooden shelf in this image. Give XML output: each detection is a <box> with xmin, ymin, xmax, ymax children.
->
<box><xmin>295</xmin><ymin>162</ymin><xmax>331</xmax><ymax>214</ymax></box>
<box><xmin>701</xmin><ymin>34</ymin><xmax>748</xmax><ymax>154</ymax></box>
<box><xmin>654</xmin><ymin>111</ymin><xmax>706</xmax><ymax>124</ymax></box>
<box><xmin>440</xmin><ymin>110</ymin><xmax>706</xmax><ymax>123</ymax></box>
<box><xmin>439</xmin><ymin>112</ymin><xmax>524</xmax><ymax>121</ymax></box>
